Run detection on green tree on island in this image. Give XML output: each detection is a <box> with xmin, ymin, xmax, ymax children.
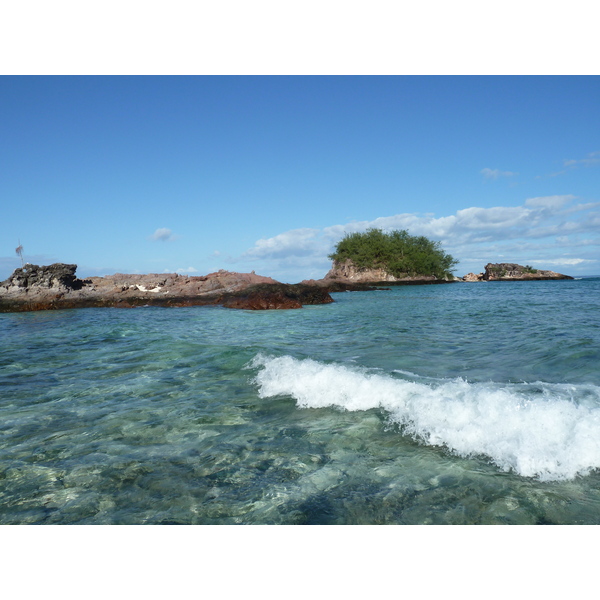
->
<box><xmin>329</xmin><ymin>228</ymin><xmax>458</xmax><ymax>280</ymax></box>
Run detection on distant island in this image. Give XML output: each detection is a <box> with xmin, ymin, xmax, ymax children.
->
<box><xmin>325</xmin><ymin>228</ymin><xmax>458</xmax><ymax>282</ymax></box>
<box><xmin>0</xmin><ymin>231</ymin><xmax>573</xmax><ymax>313</ymax></box>
<box><xmin>462</xmin><ymin>263</ymin><xmax>573</xmax><ymax>282</ymax></box>
<box><xmin>320</xmin><ymin>229</ymin><xmax>572</xmax><ymax>284</ymax></box>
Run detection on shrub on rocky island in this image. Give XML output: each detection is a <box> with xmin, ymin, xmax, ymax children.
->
<box><xmin>328</xmin><ymin>228</ymin><xmax>458</xmax><ymax>280</ymax></box>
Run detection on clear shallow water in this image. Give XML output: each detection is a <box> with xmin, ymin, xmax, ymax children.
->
<box><xmin>1</xmin><ymin>279</ymin><xmax>600</xmax><ymax>524</ymax></box>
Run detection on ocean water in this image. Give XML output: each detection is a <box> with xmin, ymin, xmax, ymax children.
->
<box><xmin>1</xmin><ymin>278</ymin><xmax>600</xmax><ymax>525</ymax></box>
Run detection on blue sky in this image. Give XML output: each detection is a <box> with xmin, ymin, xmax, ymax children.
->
<box><xmin>1</xmin><ymin>76</ymin><xmax>599</xmax><ymax>281</ymax></box>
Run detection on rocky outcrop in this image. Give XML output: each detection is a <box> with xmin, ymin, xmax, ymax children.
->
<box><xmin>482</xmin><ymin>263</ymin><xmax>573</xmax><ymax>281</ymax></box>
<box><xmin>0</xmin><ymin>264</ymin><xmax>333</xmax><ymax>313</ymax></box>
<box><xmin>221</xmin><ymin>284</ymin><xmax>334</xmax><ymax>310</ymax></box>
<box><xmin>322</xmin><ymin>259</ymin><xmax>450</xmax><ymax>285</ymax></box>
<box><xmin>2</xmin><ymin>263</ymin><xmax>85</xmax><ymax>291</ymax></box>
<box><xmin>462</xmin><ymin>272</ymin><xmax>484</xmax><ymax>282</ymax></box>
<box><xmin>300</xmin><ymin>278</ymin><xmax>383</xmax><ymax>292</ymax></box>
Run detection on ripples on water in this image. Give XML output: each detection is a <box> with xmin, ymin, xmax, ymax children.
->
<box><xmin>1</xmin><ymin>279</ymin><xmax>600</xmax><ymax>524</ymax></box>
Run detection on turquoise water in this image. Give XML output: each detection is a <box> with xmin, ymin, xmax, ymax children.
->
<box><xmin>1</xmin><ymin>279</ymin><xmax>600</xmax><ymax>524</ymax></box>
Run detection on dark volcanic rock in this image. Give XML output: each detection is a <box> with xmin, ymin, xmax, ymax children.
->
<box><xmin>2</xmin><ymin>263</ymin><xmax>84</xmax><ymax>290</ymax></box>
<box><xmin>221</xmin><ymin>284</ymin><xmax>334</xmax><ymax>310</ymax></box>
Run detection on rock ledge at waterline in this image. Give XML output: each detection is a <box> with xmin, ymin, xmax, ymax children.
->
<box><xmin>0</xmin><ymin>260</ymin><xmax>575</xmax><ymax>313</ymax></box>
<box><xmin>0</xmin><ymin>263</ymin><xmax>336</xmax><ymax>313</ymax></box>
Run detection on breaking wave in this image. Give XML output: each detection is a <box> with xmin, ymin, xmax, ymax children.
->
<box><xmin>250</xmin><ymin>354</ymin><xmax>600</xmax><ymax>481</ymax></box>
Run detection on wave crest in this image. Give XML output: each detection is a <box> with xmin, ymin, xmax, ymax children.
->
<box><xmin>250</xmin><ymin>354</ymin><xmax>600</xmax><ymax>481</ymax></box>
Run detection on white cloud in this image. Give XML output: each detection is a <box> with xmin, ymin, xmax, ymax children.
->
<box><xmin>537</xmin><ymin>152</ymin><xmax>600</xmax><ymax>179</ymax></box>
<box><xmin>175</xmin><ymin>267</ymin><xmax>199</xmax><ymax>273</ymax></box>
<box><xmin>481</xmin><ymin>168</ymin><xmax>518</xmax><ymax>179</ymax></box>
<box><xmin>564</xmin><ymin>152</ymin><xmax>600</xmax><ymax>168</ymax></box>
<box><xmin>525</xmin><ymin>195</ymin><xmax>575</xmax><ymax>209</ymax></box>
<box><xmin>242</xmin><ymin>228</ymin><xmax>321</xmax><ymax>260</ymax></box>
<box><xmin>563</xmin><ymin>201</ymin><xmax>600</xmax><ymax>214</ymax></box>
<box><xmin>453</xmin><ymin>206</ymin><xmax>532</xmax><ymax>230</ymax></box>
<box><xmin>543</xmin><ymin>258</ymin><xmax>596</xmax><ymax>266</ymax></box>
<box><xmin>237</xmin><ymin>194</ymin><xmax>600</xmax><ymax>280</ymax></box>
<box><xmin>150</xmin><ymin>228</ymin><xmax>176</xmax><ymax>242</ymax></box>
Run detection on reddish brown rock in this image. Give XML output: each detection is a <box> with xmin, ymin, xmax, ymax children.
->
<box><xmin>0</xmin><ymin>265</ymin><xmax>333</xmax><ymax>313</ymax></box>
<box><xmin>221</xmin><ymin>284</ymin><xmax>334</xmax><ymax>310</ymax></box>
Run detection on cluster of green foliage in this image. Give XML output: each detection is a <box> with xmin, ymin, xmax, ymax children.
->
<box><xmin>328</xmin><ymin>228</ymin><xmax>458</xmax><ymax>279</ymax></box>
<box><xmin>489</xmin><ymin>266</ymin><xmax>507</xmax><ymax>278</ymax></box>
<box><xmin>523</xmin><ymin>265</ymin><xmax>538</xmax><ymax>274</ymax></box>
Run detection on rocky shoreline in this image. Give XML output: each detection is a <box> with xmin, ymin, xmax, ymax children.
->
<box><xmin>0</xmin><ymin>260</ymin><xmax>574</xmax><ymax>314</ymax></box>
<box><xmin>1</xmin><ymin>263</ymin><xmax>395</xmax><ymax>313</ymax></box>
<box><xmin>0</xmin><ymin>264</ymin><xmax>344</xmax><ymax>313</ymax></box>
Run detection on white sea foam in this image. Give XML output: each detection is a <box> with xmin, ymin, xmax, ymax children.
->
<box><xmin>250</xmin><ymin>354</ymin><xmax>600</xmax><ymax>481</ymax></box>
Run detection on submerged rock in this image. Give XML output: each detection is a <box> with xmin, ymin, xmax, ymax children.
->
<box><xmin>221</xmin><ymin>283</ymin><xmax>334</xmax><ymax>310</ymax></box>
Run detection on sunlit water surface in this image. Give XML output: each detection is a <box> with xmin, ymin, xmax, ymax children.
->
<box><xmin>1</xmin><ymin>278</ymin><xmax>600</xmax><ymax>524</ymax></box>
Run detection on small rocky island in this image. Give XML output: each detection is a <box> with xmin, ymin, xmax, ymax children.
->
<box><xmin>461</xmin><ymin>263</ymin><xmax>573</xmax><ymax>282</ymax></box>
<box><xmin>315</xmin><ymin>228</ymin><xmax>458</xmax><ymax>285</ymax></box>
<box><xmin>313</xmin><ymin>258</ymin><xmax>448</xmax><ymax>284</ymax></box>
